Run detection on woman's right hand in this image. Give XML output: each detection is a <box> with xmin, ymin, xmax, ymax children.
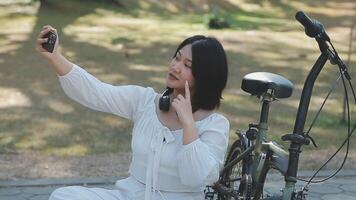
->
<box><xmin>36</xmin><ymin>25</ymin><xmax>73</xmax><ymax>75</ymax></box>
<box><xmin>36</xmin><ymin>25</ymin><xmax>60</xmax><ymax>61</ymax></box>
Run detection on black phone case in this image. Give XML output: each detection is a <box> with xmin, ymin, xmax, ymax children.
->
<box><xmin>42</xmin><ymin>31</ymin><xmax>57</xmax><ymax>53</ymax></box>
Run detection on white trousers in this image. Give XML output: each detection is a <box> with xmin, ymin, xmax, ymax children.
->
<box><xmin>49</xmin><ymin>176</ymin><xmax>204</xmax><ymax>200</ymax></box>
<box><xmin>49</xmin><ymin>186</ymin><xmax>126</xmax><ymax>200</ymax></box>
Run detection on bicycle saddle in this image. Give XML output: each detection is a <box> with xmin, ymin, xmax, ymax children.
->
<box><xmin>241</xmin><ymin>72</ymin><xmax>294</xmax><ymax>98</ymax></box>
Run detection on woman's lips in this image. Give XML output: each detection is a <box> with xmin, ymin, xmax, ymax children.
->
<box><xmin>168</xmin><ymin>73</ymin><xmax>179</xmax><ymax>80</ymax></box>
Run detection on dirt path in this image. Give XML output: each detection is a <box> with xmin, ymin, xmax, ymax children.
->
<box><xmin>1</xmin><ymin>150</ymin><xmax>355</xmax><ymax>180</ymax></box>
<box><xmin>0</xmin><ymin>152</ymin><xmax>131</xmax><ymax>180</ymax></box>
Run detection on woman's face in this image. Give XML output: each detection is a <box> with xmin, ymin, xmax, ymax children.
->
<box><xmin>166</xmin><ymin>44</ymin><xmax>195</xmax><ymax>93</ymax></box>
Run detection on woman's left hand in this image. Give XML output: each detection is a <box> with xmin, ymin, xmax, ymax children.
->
<box><xmin>171</xmin><ymin>81</ymin><xmax>195</xmax><ymax>127</ymax></box>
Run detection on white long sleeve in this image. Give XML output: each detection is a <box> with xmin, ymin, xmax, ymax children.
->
<box><xmin>58</xmin><ymin>64</ymin><xmax>152</xmax><ymax>121</ymax></box>
<box><xmin>177</xmin><ymin>115</ymin><xmax>229</xmax><ymax>187</ymax></box>
<box><xmin>56</xmin><ymin>63</ymin><xmax>231</xmax><ymax>199</ymax></box>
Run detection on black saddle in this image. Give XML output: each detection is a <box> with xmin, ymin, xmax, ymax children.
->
<box><xmin>241</xmin><ymin>72</ymin><xmax>294</xmax><ymax>99</ymax></box>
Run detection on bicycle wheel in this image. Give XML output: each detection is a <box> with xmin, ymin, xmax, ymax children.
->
<box><xmin>218</xmin><ymin>140</ymin><xmax>244</xmax><ymax>200</ymax></box>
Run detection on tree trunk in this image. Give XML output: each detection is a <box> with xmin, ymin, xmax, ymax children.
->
<box><xmin>40</xmin><ymin>0</ymin><xmax>49</xmax><ymax>6</ymax></box>
<box><xmin>106</xmin><ymin>0</ymin><xmax>124</xmax><ymax>7</ymax></box>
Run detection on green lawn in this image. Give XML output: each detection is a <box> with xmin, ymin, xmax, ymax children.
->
<box><xmin>0</xmin><ymin>0</ymin><xmax>355</xmax><ymax>157</ymax></box>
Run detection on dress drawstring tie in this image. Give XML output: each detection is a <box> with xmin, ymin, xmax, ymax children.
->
<box><xmin>144</xmin><ymin>127</ymin><xmax>175</xmax><ymax>200</ymax></box>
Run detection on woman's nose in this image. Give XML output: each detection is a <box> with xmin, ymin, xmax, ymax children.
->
<box><xmin>170</xmin><ymin>62</ymin><xmax>181</xmax><ymax>73</ymax></box>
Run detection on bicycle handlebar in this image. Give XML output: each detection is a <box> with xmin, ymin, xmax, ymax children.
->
<box><xmin>286</xmin><ymin>10</ymin><xmax>353</xmax><ymax>181</ymax></box>
<box><xmin>295</xmin><ymin>11</ymin><xmax>330</xmax><ymax>41</ymax></box>
<box><xmin>295</xmin><ymin>11</ymin><xmax>352</xmax><ymax>81</ymax></box>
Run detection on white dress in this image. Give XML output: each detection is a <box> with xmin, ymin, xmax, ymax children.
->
<box><xmin>49</xmin><ymin>64</ymin><xmax>230</xmax><ymax>200</ymax></box>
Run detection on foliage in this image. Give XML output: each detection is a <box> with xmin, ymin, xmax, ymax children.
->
<box><xmin>204</xmin><ymin>6</ymin><xmax>231</xmax><ymax>29</ymax></box>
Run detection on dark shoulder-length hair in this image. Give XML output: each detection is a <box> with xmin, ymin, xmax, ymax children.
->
<box><xmin>172</xmin><ymin>35</ymin><xmax>228</xmax><ymax>111</ymax></box>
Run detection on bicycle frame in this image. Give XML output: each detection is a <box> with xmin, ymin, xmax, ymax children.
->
<box><xmin>216</xmin><ymin>53</ymin><xmax>330</xmax><ymax>200</ymax></box>
<box><xmin>218</xmin><ymin>95</ymin><xmax>290</xmax><ymax>200</ymax></box>
<box><xmin>210</xmin><ymin>12</ymin><xmax>349</xmax><ymax>200</ymax></box>
<box><xmin>282</xmin><ymin>52</ymin><xmax>328</xmax><ymax>200</ymax></box>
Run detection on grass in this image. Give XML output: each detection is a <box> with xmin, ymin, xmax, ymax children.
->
<box><xmin>0</xmin><ymin>0</ymin><xmax>355</xmax><ymax>158</ymax></box>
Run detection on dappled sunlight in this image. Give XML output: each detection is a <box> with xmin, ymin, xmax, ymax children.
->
<box><xmin>310</xmin><ymin>125</ymin><xmax>347</xmax><ymax>137</ymax></box>
<box><xmin>0</xmin><ymin>3</ymin><xmax>36</xmax><ymax>56</ymax></box>
<box><xmin>14</xmin><ymin>133</ymin><xmax>47</xmax><ymax>151</ymax></box>
<box><xmin>235</xmin><ymin>0</ymin><xmax>263</xmax><ymax>11</ymax></box>
<box><xmin>64</xmin><ymin>25</ymin><xmax>122</xmax><ymax>52</ymax></box>
<box><xmin>0</xmin><ymin>0</ymin><xmax>354</xmax><ymax>160</ymax></box>
<box><xmin>221</xmin><ymin>30</ymin><xmax>317</xmax><ymax>64</ymax></box>
<box><xmin>0</xmin><ymin>87</ymin><xmax>32</xmax><ymax>108</ymax></box>
<box><xmin>20</xmin><ymin>119</ymin><xmax>71</xmax><ymax>138</ymax></box>
<box><xmin>0</xmin><ymin>43</ymin><xmax>22</xmax><ymax>54</ymax></box>
<box><xmin>0</xmin><ymin>29</ymin><xmax>31</xmax><ymax>54</ymax></box>
<box><xmin>45</xmin><ymin>145</ymin><xmax>89</xmax><ymax>156</ymax></box>
<box><xmin>225</xmin><ymin>88</ymin><xmax>246</xmax><ymax>96</ymax></box>
<box><xmin>290</xmin><ymin>1</ymin><xmax>356</xmax><ymax>18</ymax></box>
<box><xmin>29</xmin><ymin>81</ymin><xmax>51</xmax><ymax>96</ymax></box>
<box><xmin>0</xmin><ymin>131</ymin><xmax>16</xmax><ymax>149</ymax></box>
<box><xmin>277</xmin><ymin>82</ymin><xmax>348</xmax><ymax>114</ymax></box>
<box><xmin>0</xmin><ymin>15</ymin><xmax>35</xmax><ymax>36</ymax></box>
<box><xmin>226</xmin><ymin>112</ymin><xmax>256</xmax><ymax>129</ymax></box>
<box><xmin>121</xmin><ymin>0</ymin><xmax>217</xmax><ymax>14</ymax></box>
<box><xmin>99</xmin><ymin>115</ymin><xmax>127</xmax><ymax>127</ymax></box>
<box><xmin>273</xmin><ymin>114</ymin><xmax>296</xmax><ymax>128</ymax></box>
<box><xmin>223</xmin><ymin>92</ymin><xmax>246</xmax><ymax>102</ymax></box>
<box><xmin>150</xmin><ymin>76</ymin><xmax>166</xmax><ymax>85</ymax></box>
<box><xmin>222</xmin><ymin>93</ymin><xmax>262</xmax><ymax>127</ymax></box>
<box><xmin>129</xmin><ymin>64</ymin><xmax>167</xmax><ymax>72</ymax></box>
<box><xmin>327</xmin><ymin>27</ymin><xmax>356</xmax><ymax>55</ymax></box>
<box><xmin>83</xmin><ymin>67</ymin><xmax>128</xmax><ymax>83</ymax></box>
<box><xmin>64</xmin><ymin>8</ymin><xmax>206</xmax><ymax>52</ymax></box>
<box><xmin>96</xmin><ymin>73</ymin><xmax>128</xmax><ymax>83</ymax></box>
<box><xmin>85</xmin><ymin>66</ymin><xmax>106</xmax><ymax>74</ymax></box>
<box><xmin>309</xmin><ymin>96</ymin><xmax>343</xmax><ymax>112</ymax></box>
<box><xmin>63</xmin><ymin>49</ymin><xmax>79</xmax><ymax>61</ymax></box>
<box><xmin>0</xmin><ymin>0</ymin><xmax>38</xmax><ymax>15</ymax></box>
<box><xmin>28</xmin><ymin>157</ymin><xmax>76</xmax><ymax>178</ymax></box>
<box><xmin>234</xmin><ymin>15</ymin><xmax>290</xmax><ymax>26</ymax></box>
<box><xmin>46</xmin><ymin>99</ymin><xmax>74</xmax><ymax>114</ymax></box>
<box><xmin>278</xmin><ymin>99</ymin><xmax>302</xmax><ymax>110</ymax></box>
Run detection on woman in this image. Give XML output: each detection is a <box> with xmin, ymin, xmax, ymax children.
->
<box><xmin>36</xmin><ymin>25</ymin><xmax>230</xmax><ymax>200</ymax></box>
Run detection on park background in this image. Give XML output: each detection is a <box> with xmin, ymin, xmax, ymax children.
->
<box><xmin>0</xmin><ymin>0</ymin><xmax>355</xmax><ymax>180</ymax></box>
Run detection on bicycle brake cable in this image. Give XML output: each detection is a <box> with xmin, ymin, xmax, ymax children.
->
<box><xmin>330</xmin><ymin>41</ymin><xmax>356</xmax><ymax>102</ymax></box>
<box><xmin>297</xmin><ymin>66</ymin><xmax>356</xmax><ymax>186</ymax></box>
<box><xmin>304</xmin><ymin>74</ymin><xmax>342</xmax><ymax>147</ymax></box>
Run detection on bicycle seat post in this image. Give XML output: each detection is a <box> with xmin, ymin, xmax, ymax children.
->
<box><xmin>255</xmin><ymin>92</ymin><xmax>273</xmax><ymax>154</ymax></box>
<box><xmin>251</xmin><ymin>92</ymin><xmax>274</xmax><ymax>187</ymax></box>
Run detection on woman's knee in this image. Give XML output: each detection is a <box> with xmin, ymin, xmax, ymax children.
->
<box><xmin>49</xmin><ymin>186</ymin><xmax>83</xmax><ymax>200</ymax></box>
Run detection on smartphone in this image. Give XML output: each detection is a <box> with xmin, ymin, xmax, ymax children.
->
<box><xmin>42</xmin><ymin>31</ymin><xmax>57</xmax><ymax>53</ymax></box>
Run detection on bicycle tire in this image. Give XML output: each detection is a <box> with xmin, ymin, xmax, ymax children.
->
<box><xmin>218</xmin><ymin>139</ymin><xmax>244</xmax><ymax>200</ymax></box>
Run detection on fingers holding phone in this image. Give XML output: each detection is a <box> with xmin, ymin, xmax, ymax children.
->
<box><xmin>36</xmin><ymin>25</ymin><xmax>60</xmax><ymax>60</ymax></box>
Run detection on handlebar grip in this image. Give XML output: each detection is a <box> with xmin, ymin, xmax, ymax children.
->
<box><xmin>295</xmin><ymin>11</ymin><xmax>314</xmax><ymax>31</ymax></box>
<box><xmin>295</xmin><ymin>11</ymin><xmax>326</xmax><ymax>39</ymax></box>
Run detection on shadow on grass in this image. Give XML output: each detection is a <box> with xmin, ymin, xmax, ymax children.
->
<box><xmin>0</xmin><ymin>0</ymin><xmax>194</xmax><ymax>155</ymax></box>
<box><xmin>0</xmin><ymin>1</ymin><xmax>141</xmax><ymax>155</ymax></box>
<box><xmin>0</xmin><ymin>0</ymin><xmax>355</xmax><ymax>157</ymax></box>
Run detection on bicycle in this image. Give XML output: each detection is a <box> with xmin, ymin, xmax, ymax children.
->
<box><xmin>204</xmin><ymin>11</ymin><xmax>356</xmax><ymax>200</ymax></box>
